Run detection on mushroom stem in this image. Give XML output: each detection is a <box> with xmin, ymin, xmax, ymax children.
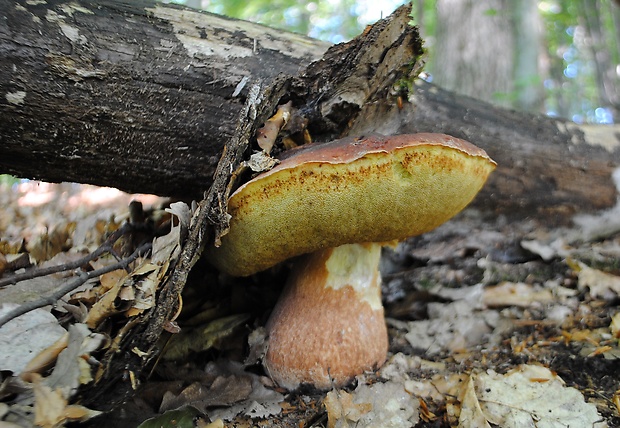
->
<box><xmin>263</xmin><ymin>243</ymin><xmax>388</xmax><ymax>390</ymax></box>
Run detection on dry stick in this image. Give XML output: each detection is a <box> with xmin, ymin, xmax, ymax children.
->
<box><xmin>0</xmin><ymin>242</ymin><xmax>152</xmax><ymax>328</ymax></box>
<box><xmin>0</xmin><ymin>222</ymin><xmax>135</xmax><ymax>288</ymax></box>
<box><xmin>141</xmin><ymin>83</ymin><xmax>269</xmax><ymax>344</ymax></box>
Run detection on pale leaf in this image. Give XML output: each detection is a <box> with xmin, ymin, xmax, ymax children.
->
<box><xmin>466</xmin><ymin>365</ymin><xmax>606</xmax><ymax>428</ymax></box>
<box><xmin>0</xmin><ymin>304</ymin><xmax>66</xmax><ymax>375</ymax></box>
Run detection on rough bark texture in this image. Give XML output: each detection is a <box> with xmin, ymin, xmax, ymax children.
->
<box><xmin>433</xmin><ymin>0</ymin><xmax>514</xmax><ymax>108</ymax></box>
<box><xmin>0</xmin><ymin>0</ymin><xmax>330</xmax><ymax>197</ymax></box>
<box><xmin>0</xmin><ymin>0</ymin><xmax>422</xmax><ymax>200</ymax></box>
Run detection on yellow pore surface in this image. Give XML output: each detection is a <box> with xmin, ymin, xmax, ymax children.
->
<box><xmin>208</xmin><ymin>140</ymin><xmax>496</xmax><ymax>276</ymax></box>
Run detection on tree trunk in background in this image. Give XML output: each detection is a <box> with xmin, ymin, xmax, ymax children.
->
<box><xmin>510</xmin><ymin>1</ymin><xmax>544</xmax><ymax>112</ymax></box>
<box><xmin>580</xmin><ymin>0</ymin><xmax>620</xmax><ymax>119</ymax></box>
<box><xmin>612</xmin><ymin>4</ymin><xmax>620</xmax><ymax>60</ymax></box>
<box><xmin>432</xmin><ymin>0</ymin><xmax>515</xmax><ymax>108</ymax></box>
<box><xmin>414</xmin><ymin>0</ymin><xmax>425</xmax><ymax>36</ymax></box>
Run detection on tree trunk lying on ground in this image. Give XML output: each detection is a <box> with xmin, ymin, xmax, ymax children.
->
<box><xmin>2</xmin><ymin>0</ymin><xmax>620</xmax><ymax>227</ymax></box>
<box><xmin>0</xmin><ymin>0</ymin><xmax>420</xmax><ymax>200</ymax></box>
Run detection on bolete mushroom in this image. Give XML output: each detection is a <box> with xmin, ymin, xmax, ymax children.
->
<box><xmin>207</xmin><ymin>133</ymin><xmax>495</xmax><ymax>390</ymax></box>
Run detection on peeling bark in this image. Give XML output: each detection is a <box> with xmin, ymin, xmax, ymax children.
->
<box><xmin>0</xmin><ymin>0</ymin><xmax>330</xmax><ymax>197</ymax></box>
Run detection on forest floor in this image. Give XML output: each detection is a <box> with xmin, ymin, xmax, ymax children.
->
<box><xmin>0</xmin><ymin>181</ymin><xmax>619</xmax><ymax>427</ymax></box>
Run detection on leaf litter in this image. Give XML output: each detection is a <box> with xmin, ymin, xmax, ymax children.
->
<box><xmin>1</xmin><ymin>180</ymin><xmax>620</xmax><ymax>427</ymax></box>
<box><xmin>454</xmin><ymin>365</ymin><xmax>605</xmax><ymax>427</ymax></box>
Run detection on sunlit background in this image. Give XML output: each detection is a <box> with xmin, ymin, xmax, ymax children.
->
<box><xmin>165</xmin><ymin>0</ymin><xmax>620</xmax><ymax>125</ymax></box>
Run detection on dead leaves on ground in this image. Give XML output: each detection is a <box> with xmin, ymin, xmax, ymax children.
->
<box><xmin>324</xmin><ymin>378</ymin><xmax>419</xmax><ymax>428</ymax></box>
<box><xmin>0</xmin><ymin>195</ymin><xmax>202</xmax><ymax>426</ymax></box>
<box><xmin>32</xmin><ymin>374</ymin><xmax>102</xmax><ymax>428</ymax></box>
<box><xmin>323</xmin><ymin>358</ymin><xmax>607</xmax><ymax>427</ymax></box>
<box><xmin>452</xmin><ymin>365</ymin><xmax>604</xmax><ymax>427</ymax></box>
<box><xmin>2</xmin><ymin>181</ymin><xmax>620</xmax><ymax>426</ymax></box>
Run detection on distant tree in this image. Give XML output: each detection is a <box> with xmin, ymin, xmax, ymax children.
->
<box><xmin>577</xmin><ymin>0</ymin><xmax>620</xmax><ymax>119</ymax></box>
<box><xmin>430</xmin><ymin>0</ymin><xmax>544</xmax><ymax>111</ymax></box>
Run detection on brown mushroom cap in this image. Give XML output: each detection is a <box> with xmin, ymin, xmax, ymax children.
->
<box><xmin>207</xmin><ymin>133</ymin><xmax>496</xmax><ymax>277</ymax></box>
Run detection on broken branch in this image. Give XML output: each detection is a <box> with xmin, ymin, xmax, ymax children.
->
<box><xmin>0</xmin><ymin>242</ymin><xmax>152</xmax><ymax>328</ymax></box>
<box><xmin>0</xmin><ymin>222</ymin><xmax>140</xmax><ymax>288</ymax></box>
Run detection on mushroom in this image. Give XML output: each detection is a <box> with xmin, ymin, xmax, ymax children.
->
<box><xmin>207</xmin><ymin>133</ymin><xmax>496</xmax><ymax>390</ymax></box>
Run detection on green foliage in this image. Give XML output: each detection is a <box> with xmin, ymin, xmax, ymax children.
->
<box><xmin>540</xmin><ymin>0</ymin><xmax>618</xmax><ymax>122</ymax></box>
<box><xmin>170</xmin><ymin>0</ymin><xmax>409</xmax><ymax>43</ymax></box>
<box><xmin>211</xmin><ymin>0</ymin><xmax>362</xmax><ymax>43</ymax></box>
<box><xmin>0</xmin><ymin>175</ymin><xmax>20</xmax><ymax>187</ymax></box>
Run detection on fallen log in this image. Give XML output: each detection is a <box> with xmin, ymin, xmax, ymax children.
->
<box><xmin>2</xmin><ymin>0</ymin><xmax>619</xmax><ymax>227</ymax></box>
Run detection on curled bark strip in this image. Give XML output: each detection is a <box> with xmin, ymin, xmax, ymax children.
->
<box><xmin>256</xmin><ymin>101</ymin><xmax>293</xmax><ymax>153</ymax></box>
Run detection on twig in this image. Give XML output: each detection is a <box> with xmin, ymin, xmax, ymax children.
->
<box><xmin>0</xmin><ymin>242</ymin><xmax>152</xmax><ymax>329</ymax></box>
<box><xmin>0</xmin><ymin>222</ymin><xmax>135</xmax><ymax>288</ymax></box>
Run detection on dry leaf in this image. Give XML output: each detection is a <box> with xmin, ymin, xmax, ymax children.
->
<box><xmin>160</xmin><ymin>375</ymin><xmax>253</xmax><ymax>413</ymax></box>
<box><xmin>84</xmin><ymin>275</ymin><xmax>124</xmax><ymax>328</ymax></box>
<box><xmin>403</xmin><ymin>300</ymin><xmax>497</xmax><ymax>355</ymax></box>
<box><xmin>457</xmin><ymin>376</ymin><xmax>491</xmax><ymax>428</ymax></box>
<box><xmin>204</xmin><ymin>361</ymin><xmax>284</xmax><ymax>421</ymax></box>
<box><xmin>325</xmin><ymin>390</ymin><xmax>371</xmax><ymax>428</ymax></box>
<box><xmin>162</xmin><ymin>314</ymin><xmax>249</xmax><ymax>361</ymax></box>
<box><xmin>255</xmin><ymin>101</ymin><xmax>292</xmax><ymax>153</ymax></box>
<box><xmin>33</xmin><ymin>374</ymin><xmax>101</xmax><ymax>428</ymax></box>
<box><xmin>244</xmin><ymin>327</ymin><xmax>268</xmax><ymax>366</ymax></box>
<box><xmin>125</xmin><ymin>263</ymin><xmax>160</xmax><ymax>316</ymax></box>
<box><xmin>151</xmin><ymin>204</ymin><xmax>186</xmax><ymax>265</ymax></box>
<box><xmin>325</xmin><ymin>381</ymin><xmax>419</xmax><ymax>428</ymax></box>
<box><xmin>27</xmin><ymin>221</ymin><xmax>76</xmax><ymax>263</ymax></box>
<box><xmin>45</xmin><ymin>323</ymin><xmax>104</xmax><ymax>393</ymax></box>
<box><xmin>165</xmin><ymin>201</ymin><xmax>191</xmax><ymax>229</ymax></box>
<box><xmin>407</xmin><ymin>372</ymin><xmax>468</xmax><ymax>408</ymax></box>
<box><xmin>611</xmin><ymin>312</ymin><xmax>620</xmax><ymax>339</ymax></box>
<box><xmin>246</xmin><ymin>151</ymin><xmax>279</xmax><ymax>173</ymax></box>
<box><xmin>69</xmin><ymin>268</ymin><xmax>125</xmax><ymax>304</ymax></box>
<box><xmin>482</xmin><ymin>282</ymin><xmax>554</xmax><ymax>308</ymax></box>
<box><xmin>520</xmin><ymin>238</ymin><xmax>569</xmax><ymax>261</ymax></box>
<box><xmin>85</xmin><ymin>263</ymin><xmax>160</xmax><ymax>326</ymax></box>
<box><xmin>0</xmin><ymin>252</ymin><xmax>8</xmax><ymax>276</ymax></box>
<box><xmin>458</xmin><ymin>365</ymin><xmax>606</xmax><ymax>427</ymax></box>
<box><xmin>0</xmin><ymin>304</ymin><xmax>67</xmax><ymax>375</ymax></box>
<box><xmin>21</xmin><ymin>332</ymin><xmax>69</xmax><ymax>379</ymax></box>
<box><xmin>570</xmin><ymin>259</ymin><xmax>620</xmax><ymax>300</ymax></box>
